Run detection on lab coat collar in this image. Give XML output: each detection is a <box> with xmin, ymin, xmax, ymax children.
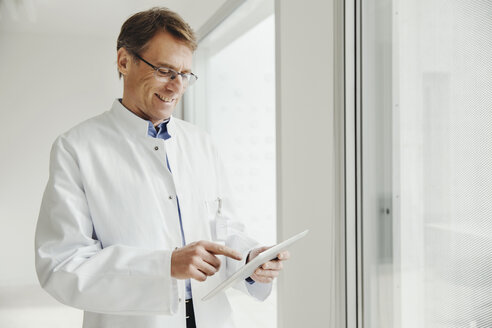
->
<box><xmin>109</xmin><ymin>99</ymin><xmax>177</xmax><ymax>139</ymax></box>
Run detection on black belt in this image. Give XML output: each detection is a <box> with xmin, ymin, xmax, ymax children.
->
<box><xmin>186</xmin><ymin>299</ymin><xmax>196</xmax><ymax>328</ymax></box>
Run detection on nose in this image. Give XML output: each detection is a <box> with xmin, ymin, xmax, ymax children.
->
<box><xmin>165</xmin><ymin>74</ymin><xmax>184</xmax><ymax>92</ymax></box>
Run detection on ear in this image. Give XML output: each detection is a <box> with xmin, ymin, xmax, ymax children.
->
<box><xmin>117</xmin><ymin>48</ymin><xmax>132</xmax><ymax>77</ymax></box>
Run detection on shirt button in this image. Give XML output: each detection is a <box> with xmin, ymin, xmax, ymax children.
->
<box><xmin>154</xmin><ymin>146</ymin><xmax>159</xmax><ymax>151</ymax></box>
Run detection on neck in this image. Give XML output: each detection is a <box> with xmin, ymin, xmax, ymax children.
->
<box><xmin>120</xmin><ymin>97</ymin><xmax>167</xmax><ymax>127</ymax></box>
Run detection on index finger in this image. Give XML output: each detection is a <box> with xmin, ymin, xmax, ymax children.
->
<box><xmin>202</xmin><ymin>241</ymin><xmax>242</xmax><ymax>261</ymax></box>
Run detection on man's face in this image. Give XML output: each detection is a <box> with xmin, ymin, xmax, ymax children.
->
<box><xmin>118</xmin><ymin>31</ymin><xmax>193</xmax><ymax>125</ymax></box>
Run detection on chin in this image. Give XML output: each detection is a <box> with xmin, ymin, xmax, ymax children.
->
<box><xmin>154</xmin><ymin>107</ymin><xmax>175</xmax><ymax>120</ymax></box>
<box><xmin>149</xmin><ymin>102</ymin><xmax>174</xmax><ymax>116</ymax></box>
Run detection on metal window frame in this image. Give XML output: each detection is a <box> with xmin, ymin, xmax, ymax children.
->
<box><xmin>183</xmin><ymin>0</ymin><xmax>274</xmax><ymax>125</ymax></box>
<box><xmin>195</xmin><ymin>0</ymin><xmax>247</xmax><ymax>42</ymax></box>
<box><xmin>345</xmin><ymin>0</ymin><xmax>363</xmax><ymax>327</ymax></box>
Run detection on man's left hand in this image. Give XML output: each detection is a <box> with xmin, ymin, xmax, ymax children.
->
<box><xmin>247</xmin><ymin>246</ymin><xmax>291</xmax><ymax>283</ymax></box>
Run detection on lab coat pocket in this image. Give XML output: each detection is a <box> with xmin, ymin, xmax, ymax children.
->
<box><xmin>205</xmin><ymin>198</ymin><xmax>227</xmax><ymax>241</ymax></box>
<box><xmin>204</xmin><ymin>199</ymin><xmax>229</xmax><ymax>287</ymax></box>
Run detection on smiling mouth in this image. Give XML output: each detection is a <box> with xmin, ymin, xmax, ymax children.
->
<box><xmin>155</xmin><ymin>93</ymin><xmax>175</xmax><ymax>103</ymax></box>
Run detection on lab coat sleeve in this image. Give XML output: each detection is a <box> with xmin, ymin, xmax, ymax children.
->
<box><xmin>226</xmin><ymin>232</ymin><xmax>273</xmax><ymax>301</ymax></box>
<box><xmin>212</xmin><ymin>147</ymin><xmax>273</xmax><ymax>301</ymax></box>
<box><xmin>35</xmin><ymin>136</ymin><xmax>179</xmax><ymax>315</ymax></box>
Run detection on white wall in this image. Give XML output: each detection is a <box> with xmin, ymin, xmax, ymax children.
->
<box><xmin>0</xmin><ymin>32</ymin><xmax>123</xmax><ymax>286</ymax></box>
<box><xmin>275</xmin><ymin>0</ymin><xmax>345</xmax><ymax>326</ymax></box>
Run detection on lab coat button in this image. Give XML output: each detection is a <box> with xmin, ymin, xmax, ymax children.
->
<box><xmin>169</xmin><ymin>195</ymin><xmax>173</xmax><ymax>200</ymax></box>
<box><xmin>154</xmin><ymin>146</ymin><xmax>159</xmax><ymax>151</ymax></box>
<box><xmin>179</xmin><ymin>298</ymin><xmax>182</xmax><ymax>303</ymax></box>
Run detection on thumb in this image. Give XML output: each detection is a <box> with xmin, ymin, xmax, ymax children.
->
<box><xmin>250</xmin><ymin>246</ymin><xmax>272</xmax><ymax>260</ymax></box>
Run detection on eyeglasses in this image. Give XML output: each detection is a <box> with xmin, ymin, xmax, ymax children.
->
<box><xmin>133</xmin><ymin>53</ymin><xmax>198</xmax><ymax>87</ymax></box>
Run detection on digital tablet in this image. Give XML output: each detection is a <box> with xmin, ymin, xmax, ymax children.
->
<box><xmin>202</xmin><ymin>229</ymin><xmax>309</xmax><ymax>301</ymax></box>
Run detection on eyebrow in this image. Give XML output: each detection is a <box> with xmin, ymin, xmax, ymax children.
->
<box><xmin>155</xmin><ymin>61</ymin><xmax>191</xmax><ymax>73</ymax></box>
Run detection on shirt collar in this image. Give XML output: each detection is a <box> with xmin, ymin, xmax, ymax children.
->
<box><xmin>147</xmin><ymin>119</ymin><xmax>171</xmax><ymax>140</ymax></box>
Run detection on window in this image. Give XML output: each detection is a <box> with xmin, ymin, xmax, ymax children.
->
<box><xmin>356</xmin><ymin>0</ymin><xmax>492</xmax><ymax>327</ymax></box>
<box><xmin>184</xmin><ymin>0</ymin><xmax>276</xmax><ymax>326</ymax></box>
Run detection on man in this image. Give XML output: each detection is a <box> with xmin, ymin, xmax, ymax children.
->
<box><xmin>35</xmin><ymin>7</ymin><xmax>288</xmax><ymax>328</ymax></box>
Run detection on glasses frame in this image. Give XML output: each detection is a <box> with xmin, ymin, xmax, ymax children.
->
<box><xmin>133</xmin><ymin>53</ymin><xmax>198</xmax><ymax>86</ymax></box>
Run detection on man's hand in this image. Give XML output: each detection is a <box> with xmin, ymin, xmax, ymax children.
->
<box><xmin>247</xmin><ymin>246</ymin><xmax>291</xmax><ymax>283</ymax></box>
<box><xmin>171</xmin><ymin>241</ymin><xmax>242</xmax><ymax>282</ymax></box>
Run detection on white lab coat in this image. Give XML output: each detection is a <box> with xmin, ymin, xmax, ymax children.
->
<box><xmin>35</xmin><ymin>100</ymin><xmax>272</xmax><ymax>328</ymax></box>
